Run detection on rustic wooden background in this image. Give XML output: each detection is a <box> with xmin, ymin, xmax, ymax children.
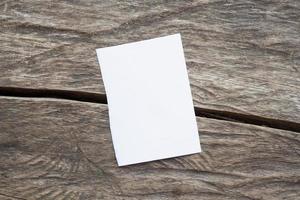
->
<box><xmin>1</xmin><ymin>0</ymin><xmax>300</xmax><ymax>199</ymax></box>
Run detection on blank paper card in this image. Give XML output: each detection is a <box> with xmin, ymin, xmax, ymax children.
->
<box><xmin>96</xmin><ymin>33</ymin><xmax>201</xmax><ymax>166</ymax></box>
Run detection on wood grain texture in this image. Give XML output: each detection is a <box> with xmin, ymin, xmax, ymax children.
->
<box><xmin>0</xmin><ymin>97</ymin><xmax>299</xmax><ymax>200</ymax></box>
<box><xmin>1</xmin><ymin>1</ymin><xmax>299</xmax><ymax>199</ymax></box>
<box><xmin>1</xmin><ymin>0</ymin><xmax>299</xmax><ymax>123</ymax></box>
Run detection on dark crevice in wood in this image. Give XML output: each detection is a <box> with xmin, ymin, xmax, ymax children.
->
<box><xmin>0</xmin><ymin>86</ymin><xmax>299</xmax><ymax>133</ymax></box>
<box><xmin>195</xmin><ymin>107</ymin><xmax>300</xmax><ymax>133</ymax></box>
<box><xmin>0</xmin><ymin>87</ymin><xmax>107</xmax><ymax>104</ymax></box>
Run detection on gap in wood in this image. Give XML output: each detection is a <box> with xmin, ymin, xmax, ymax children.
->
<box><xmin>195</xmin><ymin>107</ymin><xmax>300</xmax><ymax>133</ymax></box>
<box><xmin>0</xmin><ymin>86</ymin><xmax>299</xmax><ymax>133</ymax></box>
<box><xmin>0</xmin><ymin>87</ymin><xmax>106</xmax><ymax>104</ymax></box>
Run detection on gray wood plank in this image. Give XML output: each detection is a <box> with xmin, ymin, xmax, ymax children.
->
<box><xmin>1</xmin><ymin>0</ymin><xmax>299</xmax><ymax>122</ymax></box>
<box><xmin>0</xmin><ymin>97</ymin><xmax>299</xmax><ymax>200</ymax></box>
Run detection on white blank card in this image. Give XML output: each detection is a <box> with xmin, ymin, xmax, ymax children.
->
<box><xmin>96</xmin><ymin>33</ymin><xmax>201</xmax><ymax>166</ymax></box>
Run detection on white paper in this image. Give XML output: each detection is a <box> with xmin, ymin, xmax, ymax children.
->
<box><xmin>96</xmin><ymin>33</ymin><xmax>201</xmax><ymax>166</ymax></box>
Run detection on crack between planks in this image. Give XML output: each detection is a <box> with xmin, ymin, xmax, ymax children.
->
<box><xmin>0</xmin><ymin>86</ymin><xmax>106</xmax><ymax>104</ymax></box>
<box><xmin>194</xmin><ymin>107</ymin><xmax>300</xmax><ymax>133</ymax></box>
<box><xmin>0</xmin><ymin>86</ymin><xmax>299</xmax><ymax>133</ymax></box>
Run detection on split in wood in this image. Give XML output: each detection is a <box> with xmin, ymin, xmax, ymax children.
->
<box><xmin>0</xmin><ymin>86</ymin><xmax>299</xmax><ymax>133</ymax></box>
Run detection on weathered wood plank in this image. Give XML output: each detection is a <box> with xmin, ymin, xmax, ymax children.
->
<box><xmin>0</xmin><ymin>97</ymin><xmax>299</xmax><ymax>200</ymax></box>
<box><xmin>0</xmin><ymin>0</ymin><xmax>204</xmax><ymax>65</ymax></box>
<box><xmin>1</xmin><ymin>0</ymin><xmax>202</xmax><ymax>33</ymax></box>
<box><xmin>1</xmin><ymin>0</ymin><xmax>299</xmax><ymax>123</ymax></box>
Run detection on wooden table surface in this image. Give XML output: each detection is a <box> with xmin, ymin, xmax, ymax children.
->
<box><xmin>1</xmin><ymin>1</ymin><xmax>300</xmax><ymax>199</ymax></box>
